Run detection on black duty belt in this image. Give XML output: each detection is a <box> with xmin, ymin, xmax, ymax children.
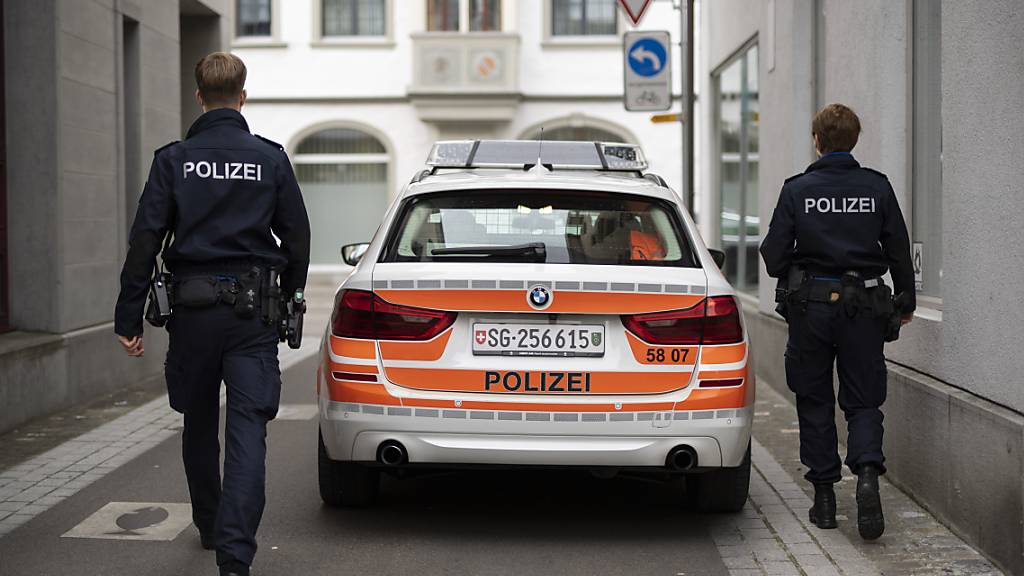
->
<box><xmin>170</xmin><ymin>265</ymin><xmax>266</xmax><ymax>319</ymax></box>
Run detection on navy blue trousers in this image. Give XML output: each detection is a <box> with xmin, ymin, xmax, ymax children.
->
<box><xmin>165</xmin><ymin>305</ymin><xmax>281</xmax><ymax>568</ymax></box>
<box><xmin>784</xmin><ymin>301</ymin><xmax>888</xmax><ymax>484</ymax></box>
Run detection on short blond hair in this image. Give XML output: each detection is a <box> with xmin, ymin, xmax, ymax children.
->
<box><xmin>812</xmin><ymin>103</ymin><xmax>862</xmax><ymax>154</ymax></box>
<box><xmin>195</xmin><ymin>52</ymin><xmax>247</xmax><ymax>106</ymax></box>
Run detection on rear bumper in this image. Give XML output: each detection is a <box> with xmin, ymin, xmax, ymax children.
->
<box><xmin>319</xmin><ymin>400</ymin><xmax>752</xmax><ymax>468</ymax></box>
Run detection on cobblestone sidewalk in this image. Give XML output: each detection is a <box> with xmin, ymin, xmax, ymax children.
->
<box><xmin>714</xmin><ymin>380</ymin><xmax>1004</xmax><ymax>576</ymax></box>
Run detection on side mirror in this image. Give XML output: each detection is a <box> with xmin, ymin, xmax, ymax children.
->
<box><xmin>341</xmin><ymin>243</ymin><xmax>370</xmax><ymax>266</ymax></box>
<box><xmin>709</xmin><ymin>248</ymin><xmax>726</xmax><ymax>270</ymax></box>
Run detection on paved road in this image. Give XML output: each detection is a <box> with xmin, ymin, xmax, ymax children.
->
<box><xmin>0</xmin><ymin>354</ymin><xmax>730</xmax><ymax>576</ymax></box>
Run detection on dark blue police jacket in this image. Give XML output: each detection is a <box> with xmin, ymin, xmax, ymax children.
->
<box><xmin>759</xmin><ymin>152</ymin><xmax>916</xmax><ymax>313</ymax></box>
<box><xmin>114</xmin><ymin>108</ymin><xmax>311</xmax><ymax>337</ymax></box>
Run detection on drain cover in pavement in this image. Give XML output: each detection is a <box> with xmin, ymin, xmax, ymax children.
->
<box><xmin>62</xmin><ymin>502</ymin><xmax>193</xmax><ymax>541</ymax></box>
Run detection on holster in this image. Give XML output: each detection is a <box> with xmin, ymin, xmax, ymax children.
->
<box><xmin>261</xmin><ymin>269</ymin><xmax>282</xmax><ymax>327</ymax></box>
<box><xmin>144</xmin><ymin>272</ymin><xmax>173</xmax><ymax>328</ymax></box>
<box><xmin>774</xmin><ymin>266</ymin><xmax>808</xmax><ymax>321</ymax></box>
<box><xmin>885</xmin><ymin>292</ymin><xmax>910</xmax><ymax>342</ymax></box>
<box><xmin>284</xmin><ymin>294</ymin><xmax>306</xmax><ymax>349</ymax></box>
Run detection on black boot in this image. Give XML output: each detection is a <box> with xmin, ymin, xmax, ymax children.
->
<box><xmin>856</xmin><ymin>464</ymin><xmax>885</xmax><ymax>540</ymax></box>
<box><xmin>219</xmin><ymin>562</ymin><xmax>249</xmax><ymax>576</ymax></box>
<box><xmin>199</xmin><ymin>530</ymin><xmax>215</xmax><ymax>550</ymax></box>
<box><xmin>808</xmin><ymin>483</ymin><xmax>837</xmax><ymax>529</ymax></box>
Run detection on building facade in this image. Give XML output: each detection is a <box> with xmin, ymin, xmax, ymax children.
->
<box><xmin>0</xmin><ymin>0</ymin><xmax>232</xmax><ymax>433</ymax></box>
<box><xmin>233</xmin><ymin>0</ymin><xmax>686</xmax><ymax>269</ymax></box>
<box><xmin>696</xmin><ymin>1</ymin><xmax>1024</xmax><ymax>572</ymax></box>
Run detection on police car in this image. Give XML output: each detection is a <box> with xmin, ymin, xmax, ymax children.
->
<box><xmin>317</xmin><ymin>140</ymin><xmax>753</xmax><ymax>511</ymax></box>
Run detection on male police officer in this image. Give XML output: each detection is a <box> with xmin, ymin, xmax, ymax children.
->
<box><xmin>114</xmin><ymin>53</ymin><xmax>310</xmax><ymax>576</ymax></box>
<box><xmin>760</xmin><ymin>104</ymin><xmax>914</xmax><ymax>541</ymax></box>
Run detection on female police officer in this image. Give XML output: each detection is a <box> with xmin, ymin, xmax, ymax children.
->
<box><xmin>760</xmin><ymin>104</ymin><xmax>915</xmax><ymax>540</ymax></box>
<box><xmin>114</xmin><ymin>53</ymin><xmax>310</xmax><ymax>575</ymax></box>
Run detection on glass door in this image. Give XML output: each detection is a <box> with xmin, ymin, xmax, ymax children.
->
<box><xmin>716</xmin><ymin>44</ymin><xmax>759</xmax><ymax>292</ymax></box>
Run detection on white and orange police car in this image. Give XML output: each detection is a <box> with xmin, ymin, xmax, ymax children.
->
<box><xmin>317</xmin><ymin>140</ymin><xmax>753</xmax><ymax>511</ymax></box>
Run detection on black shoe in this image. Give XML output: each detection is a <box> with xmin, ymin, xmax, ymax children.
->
<box><xmin>219</xmin><ymin>566</ymin><xmax>249</xmax><ymax>576</ymax></box>
<box><xmin>808</xmin><ymin>483</ymin><xmax>837</xmax><ymax>529</ymax></box>
<box><xmin>856</xmin><ymin>464</ymin><xmax>885</xmax><ymax>540</ymax></box>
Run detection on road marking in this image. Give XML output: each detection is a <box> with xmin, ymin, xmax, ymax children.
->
<box><xmin>0</xmin><ymin>343</ymin><xmax>319</xmax><ymax>538</ymax></box>
<box><xmin>62</xmin><ymin>502</ymin><xmax>193</xmax><ymax>541</ymax></box>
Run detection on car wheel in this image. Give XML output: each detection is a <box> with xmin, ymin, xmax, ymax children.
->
<box><xmin>686</xmin><ymin>443</ymin><xmax>751</xmax><ymax>513</ymax></box>
<box><xmin>318</xmin><ymin>430</ymin><xmax>380</xmax><ymax>507</ymax></box>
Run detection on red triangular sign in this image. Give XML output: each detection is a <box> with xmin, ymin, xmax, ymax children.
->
<box><xmin>618</xmin><ymin>0</ymin><xmax>654</xmax><ymax>26</ymax></box>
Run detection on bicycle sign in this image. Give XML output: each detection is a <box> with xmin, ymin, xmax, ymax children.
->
<box><xmin>624</xmin><ymin>31</ymin><xmax>671</xmax><ymax>112</ymax></box>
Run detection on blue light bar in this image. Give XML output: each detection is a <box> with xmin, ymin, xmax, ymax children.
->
<box><xmin>425</xmin><ymin>140</ymin><xmax>648</xmax><ymax>171</ymax></box>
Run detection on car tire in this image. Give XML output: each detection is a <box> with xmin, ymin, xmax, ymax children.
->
<box><xmin>318</xmin><ymin>430</ymin><xmax>380</xmax><ymax>507</ymax></box>
<box><xmin>686</xmin><ymin>443</ymin><xmax>751</xmax><ymax>513</ymax></box>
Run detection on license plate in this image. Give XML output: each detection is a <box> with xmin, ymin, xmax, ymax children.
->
<box><xmin>472</xmin><ymin>324</ymin><xmax>605</xmax><ymax>357</ymax></box>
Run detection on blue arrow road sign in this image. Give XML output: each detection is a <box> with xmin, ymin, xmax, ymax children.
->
<box><xmin>628</xmin><ymin>37</ymin><xmax>667</xmax><ymax>77</ymax></box>
<box><xmin>624</xmin><ymin>30</ymin><xmax>670</xmax><ymax>111</ymax></box>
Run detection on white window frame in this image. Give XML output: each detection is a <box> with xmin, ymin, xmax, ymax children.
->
<box><xmin>232</xmin><ymin>0</ymin><xmax>286</xmax><ymax>48</ymax></box>
<box><xmin>312</xmin><ymin>0</ymin><xmax>395</xmax><ymax>47</ymax></box>
<box><xmin>909</xmin><ymin>0</ymin><xmax>943</xmax><ymax>311</ymax></box>
<box><xmin>543</xmin><ymin>0</ymin><xmax>625</xmax><ymax>48</ymax></box>
<box><xmin>425</xmin><ymin>0</ymin><xmax>506</xmax><ymax>34</ymax></box>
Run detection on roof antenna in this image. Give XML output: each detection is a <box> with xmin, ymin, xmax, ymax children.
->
<box><xmin>525</xmin><ymin>127</ymin><xmax>553</xmax><ymax>172</ymax></box>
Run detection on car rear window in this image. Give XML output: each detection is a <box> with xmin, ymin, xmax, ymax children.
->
<box><xmin>383</xmin><ymin>190</ymin><xmax>698</xmax><ymax>267</ymax></box>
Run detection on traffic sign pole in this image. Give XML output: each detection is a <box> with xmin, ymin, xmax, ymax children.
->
<box><xmin>681</xmin><ymin>0</ymin><xmax>694</xmax><ymax>212</ymax></box>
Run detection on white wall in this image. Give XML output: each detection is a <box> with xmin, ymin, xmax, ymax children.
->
<box><xmin>699</xmin><ymin>0</ymin><xmax>1024</xmax><ymax>413</ymax></box>
<box><xmin>236</xmin><ymin>0</ymin><xmax>690</xmax><ymax>263</ymax></box>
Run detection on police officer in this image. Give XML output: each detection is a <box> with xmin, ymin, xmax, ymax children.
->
<box><xmin>760</xmin><ymin>104</ymin><xmax>915</xmax><ymax>541</ymax></box>
<box><xmin>114</xmin><ymin>52</ymin><xmax>310</xmax><ymax>576</ymax></box>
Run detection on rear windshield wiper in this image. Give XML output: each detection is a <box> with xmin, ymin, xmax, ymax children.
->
<box><xmin>430</xmin><ymin>242</ymin><xmax>547</xmax><ymax>262</ymax></box>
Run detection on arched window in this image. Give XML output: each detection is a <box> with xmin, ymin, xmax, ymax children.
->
<box><xmin>522</xmin><ymin>124</ymin><xmax>629</xmax><ymax>143</ymax></box>
<box><xmin>293</xmin><ymin>127</ymin><xmax>389</xmax><ymax>265</ymax></box>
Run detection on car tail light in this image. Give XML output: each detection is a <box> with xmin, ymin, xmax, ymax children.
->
<box><xmin>331</xmin><ymin>289</ymin><xmax>456</xmax><ymax>341</ymax></box>
<box><xmin>621</xmin><ymin>296</ymin><xmax>743</xmax><ymax>345</ymax></box>
<box><xmin>621</xmin><ymin>302</ymin><xmax>705</xmax><ymax>345</ymax></box>
<box><xmin>700</xmin><ymin>296</ymin><xmax>744</xmax><ymax>344</ymax></box>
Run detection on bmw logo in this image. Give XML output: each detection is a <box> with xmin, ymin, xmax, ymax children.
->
<box><xmin>527</xmin><ymin>285</ymin><xmax>552</xmax><ymax>310</ymax></box>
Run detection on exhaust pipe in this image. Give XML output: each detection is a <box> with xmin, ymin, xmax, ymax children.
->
<box><xmin>666</xmin><ymin>445</ymin><xmax>698</xmax><ymax>471</ymax></box>
<box><xmin>378</xmin><ymin>440</ymin><xmax>408</xmax><ymax>466</ymax></box>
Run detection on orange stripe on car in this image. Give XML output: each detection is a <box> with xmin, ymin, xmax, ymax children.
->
<box><xmin>330</xmin><ymin>336</ymin><xmax>376</xmax><ymax>360</ymax></box>
<box><xmin>675</xmin><ymin>386</ymin><xmax>747</xmax><ymax>410</ymax></box>
<box><xmin>700</xmin><ymin>342</ymin><xmax>747</xmax><ymax>364</ymax></box>
<box><xmin>378</xmin><ymin>328</ymin><xmax>453</xmax><ymax>362</ymax></box>
<box><xmin>375</xmin><ymin>289</ymin><xmax>703</xmax><ymax>314</ymax></box>
<box><xmin>697</xmin><ymin>368</ymin><xmax>747</xmax><ymax>381</ymax></box>
<box><xmin>381</xmin><ymin>367</ymin><xmax>691</xmax><ymax>395</ymax></box>
<box><xmin>324</xmin><ymin>383</ymin><xmax>746</xmax><ymax>412</ymax></box>
<box><xmin>387</xmin><ymin>397</ymin><xmax>678</xmax><ymax>412</ymax></box>
<box><xmin>328</xmin><ymin>362</ymin><xmax>379</xmax><ymax>375</ymax></box>
<box><xmin>326</xmin><ymin>381</ymin><xmax>401</xmax><ymax>406</ymax></box>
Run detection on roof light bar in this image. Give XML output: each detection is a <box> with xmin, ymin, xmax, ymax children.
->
<box><xmin>424</xmin><ymin>140</ymin><xmax>648</xmax><ymax>172</ymax></box>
